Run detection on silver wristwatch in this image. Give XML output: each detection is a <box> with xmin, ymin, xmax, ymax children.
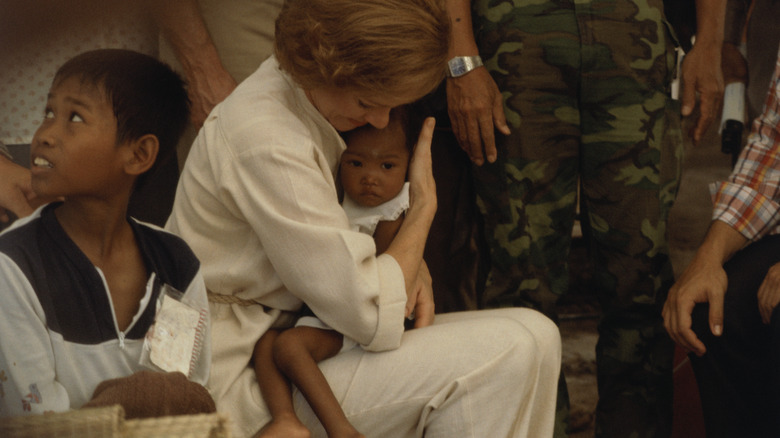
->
<box><xmin>446</xmin><ymin>55</ymin><xmax>484</xmax><ymax>78</ymax></box>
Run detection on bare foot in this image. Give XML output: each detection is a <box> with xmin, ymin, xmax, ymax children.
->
<box><xmin>254</xmin><ymin>413</ymin><xmax>310</xmax><ymax>438</ymax></box>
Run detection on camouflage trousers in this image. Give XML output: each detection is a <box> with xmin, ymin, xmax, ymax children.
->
<box><xmin>471</xmin><ymin>1</ymin><xmax>682</xmax><ymax>437</ymax></box>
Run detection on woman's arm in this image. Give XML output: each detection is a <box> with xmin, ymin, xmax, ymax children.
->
<box><xmin>383</xmin><ymin>118</ymin><xmax>438</xmax><ymax>324</ymax></box>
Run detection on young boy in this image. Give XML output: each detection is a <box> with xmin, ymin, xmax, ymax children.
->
<box><xmin>253</xmin><ymin>108</ymin><xmax>419</xmax><ymax>438</ymax></box>
<box><xmin>0</xmin><ymin>49</ymin><xmax>211</xmax><ymax>418</ymax></box>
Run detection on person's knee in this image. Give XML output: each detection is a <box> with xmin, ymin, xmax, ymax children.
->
<box><xmin>506</xmin><ymin>308</ymin><xmax>561</xmax><ymax>352</ymax></box>
<box><xmin>496</xmin><ymin>308</ymin><xmax>562</xmax><ymax>367</ymax></box>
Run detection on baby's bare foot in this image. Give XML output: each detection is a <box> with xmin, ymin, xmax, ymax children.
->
<box><xmin>254</xmin><ymin>414</ymin><xmax>310</xmax><ymax>438</ymax></box>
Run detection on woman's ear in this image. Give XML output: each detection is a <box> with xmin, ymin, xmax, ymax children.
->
<box><xmin>125</xmin><ymin>134</ymin><xmax>159</xmax><ymax>176</ymax></box>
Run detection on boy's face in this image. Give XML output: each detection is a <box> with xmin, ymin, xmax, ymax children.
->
<box><xmin>30</xmin><ymin>76</ymin><xmax>127</xmax><ymax>199</ymax></box>
<box><xmin>340</xmin><ymin>124</ymin><xmax>409</xmax><ymax>208</ymax></box>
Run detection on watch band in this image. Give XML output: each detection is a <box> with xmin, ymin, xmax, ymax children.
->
<box><xmin>446</xmin><ymin>55</ymin><xmax>484</xmax><ymax>78</ymax></box>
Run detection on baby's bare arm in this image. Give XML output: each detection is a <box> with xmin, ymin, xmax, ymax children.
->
<box><xmin>373</xmin><ymin>215</ymin><xmax>404</xmax><ymax>255</ymax></box>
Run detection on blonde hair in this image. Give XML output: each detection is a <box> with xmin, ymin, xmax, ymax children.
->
<box><xmin>275</xmin><ymin>0</ymin><xmax>450</xmax><ymax>100</ymax></box>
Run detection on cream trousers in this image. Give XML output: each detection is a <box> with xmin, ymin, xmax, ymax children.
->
<box><xmin>212</xmin><ymin>307</ymin><xmax>561</xmax><ymax>438</ymax></box>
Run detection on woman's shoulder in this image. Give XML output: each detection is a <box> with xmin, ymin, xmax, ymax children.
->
<box><xmin>207</xmin><ymin>62</ymin><xmax>343</xmax><ymax>163</ymax></box>
<box><xmin>213</xmin><ymin>63</ymin><xmax>330</xmax><ymax>152</ymax></box>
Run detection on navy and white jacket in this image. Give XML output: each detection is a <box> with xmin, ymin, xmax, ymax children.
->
<box><xmin>0</xmin><ymin>204</ymin><xmax>210</xmax><ymax>417</ymax></box>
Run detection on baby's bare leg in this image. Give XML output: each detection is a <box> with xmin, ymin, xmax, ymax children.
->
<box><xmin>274</xmin><ymin>327</ymin><xmax>365</xmax><ymax>438</ymax></box>
<box><xmin>252</xmin><ymin>330</ymin><xmax>310</xmax><ymax>438</ymax></box>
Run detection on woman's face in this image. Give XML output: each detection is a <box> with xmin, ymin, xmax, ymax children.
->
<box><xmin>306</xmin><ymin>87</ymin><xmax>417</xmax><ymax>132</ymax></box>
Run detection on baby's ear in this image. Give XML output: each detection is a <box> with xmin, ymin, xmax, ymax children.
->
<box><xmin>125</xmin><ymin>134</ymin><xmax>159</xmax><ymax>176</ymax></box>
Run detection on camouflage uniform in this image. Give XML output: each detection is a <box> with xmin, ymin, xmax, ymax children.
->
<box><xmin>471</xmin><ymin>1</ymin><xmax>682</xmax><ymax>436</ymax></box>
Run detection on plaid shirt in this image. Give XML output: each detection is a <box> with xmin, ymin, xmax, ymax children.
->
<box><xmin>711</xmin><ymin>46</ymin><xmax>780</xmax><ymax>241</ymax></box>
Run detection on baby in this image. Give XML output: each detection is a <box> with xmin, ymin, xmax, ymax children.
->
<box><xmin>253</xmin><ymin>107</ymin><xmax>419</xmax><ymax>438</ymax></box>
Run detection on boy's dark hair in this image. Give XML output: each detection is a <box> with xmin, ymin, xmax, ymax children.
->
<box><xmin>53</xmin><ymin>49</ymin><xmax>190</xmax><ymax>188</ymax></box>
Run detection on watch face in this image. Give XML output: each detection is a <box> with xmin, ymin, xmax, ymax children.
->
<box><xmin>447</xmin><ymin>56</ymin><xmax>481</xmax><ymax>77</ymax></box>
<box><xmin>450</xmin><ymin>61</ymin><xmax>467</xmax><ymax>76</ymax></box>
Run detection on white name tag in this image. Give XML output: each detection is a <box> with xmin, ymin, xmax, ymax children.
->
<box><xmin>148</xmin><ymin>292</ymin><xmax>202</xmax><ymax>376</ymax></box>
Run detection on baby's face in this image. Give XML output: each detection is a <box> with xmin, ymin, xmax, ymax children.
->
<box><xmin>340</xmin><ymin>126</ymin><xmax>409</xmax><ymax>208</ymax></box>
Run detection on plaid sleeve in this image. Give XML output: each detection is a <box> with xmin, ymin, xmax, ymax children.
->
<box><xmin>711</xmin><ymin>45</ymin><xmax>780</xmax><ymax>241</ymax></box>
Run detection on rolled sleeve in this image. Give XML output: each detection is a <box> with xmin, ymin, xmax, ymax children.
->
<box><xmin>363</xmin><ymin>254</ymin><xmax>407</xmax><ymax>352</ymax></box>
<box><xmin>711</xmin><ymin>181</ymin><xmax>780</xmax><ymax>241</ymax></box>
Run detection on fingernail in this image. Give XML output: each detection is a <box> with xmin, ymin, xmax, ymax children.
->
<box><xmin>713</xmin><ymin>324</ymin><xmax>722</xmax><ymax>336</ymax></box>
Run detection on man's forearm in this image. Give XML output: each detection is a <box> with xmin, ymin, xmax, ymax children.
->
<box><xmin>698</xmin><ymin>219</ymin><xmax>749</xmax><ymax>267</ymax></box>
<box><xmin>446</xmin><ymin>0</ymin><xmax>479</xmax><ymax>58</ymax></box>
<box><xmin>147</xmin><ymin>0</ymin><xmax>225</xmax><ymax>77</ymax></box>
<box><xmin>694</xmin><ymin>0</ymin><xmax>727</xmax><ymax>49</ymax></box>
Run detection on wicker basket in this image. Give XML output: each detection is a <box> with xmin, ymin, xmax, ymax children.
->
<box><xmin>0</xmin><ymin>405</ymin><xmax>231</xmax><ymax>438</ymax></box>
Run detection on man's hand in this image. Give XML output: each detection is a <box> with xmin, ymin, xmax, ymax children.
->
<box><xmin>0</xmin><ymin>156</ymin><xmax>38</xmax><ymax>223</ymax></box>
<box><xmin>757</xmin><ymin>262</ymin><xmax>780</xmax><ymax>324</ymax></box>
<box><xmin>447</xmin><ymin>68</ymin><xmax>510</xmax><ymax>165</ymax></box>
<box><xmin>681</xmin><ymin>41</ymin><xmax>725</xmax><ymax>144</ymax></box>
<box><xmin>663</xmin><ymin>254</ymin><xmax>728</xmax><ymax>356</ymax></box>
<box><xmin>185</xmin><ymin>64</ymin><xmax>237</xmax><ymax>127</ymax></box>
<box><xmin>149</xmin><ymin>0</ymin><xmax>238</xmax><ymax>128</ymax></box>
<box><xmin>721</xmin><ymin>42</ymin><xmax>747</xmax><ymax>85</ymax></box>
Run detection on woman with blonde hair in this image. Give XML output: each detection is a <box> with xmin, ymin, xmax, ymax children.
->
<box><xmin>167</xmin><ymin>0</ymin><xmax>562</xmax><ymax>436</ymax></box>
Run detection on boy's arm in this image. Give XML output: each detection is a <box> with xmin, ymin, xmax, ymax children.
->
<box><xmin>0</xmin><ymin>256</ymin><xmax>70</xmax><ymax>416</ymax></box>
<box><xmin>373</xmin><ymin>215</ymin><xmax>404</xmax><ymax>255</ymax></box>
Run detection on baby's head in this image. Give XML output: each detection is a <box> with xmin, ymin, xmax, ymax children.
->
<box><xmin>33</xmin><ymin>49</ymin><xmax>189</xmax><ymax>193</ymax></box>
<box><xmin>340</xmin><ymin>107</ymin><xmax>418</xmax><ymax>207</ymax></box>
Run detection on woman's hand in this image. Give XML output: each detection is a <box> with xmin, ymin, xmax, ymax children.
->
<box><xmin>406</xmin><ymin>261</ymin><xmax>435</xmax><ymax>328</ymax></box>
<box><xmin>757</xmin><ymin>262</ymin><xmax>780</xmax><ymax>325</ymax></box>
<box><xmin>406</xmin><ymin>117</ymin><xmax>438</xmax><ymax>223</ymax></box>
<box><xmin>384</xmin><ymin>117</ymin><xmax>439</xmax><ymax>307</ymax></box>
